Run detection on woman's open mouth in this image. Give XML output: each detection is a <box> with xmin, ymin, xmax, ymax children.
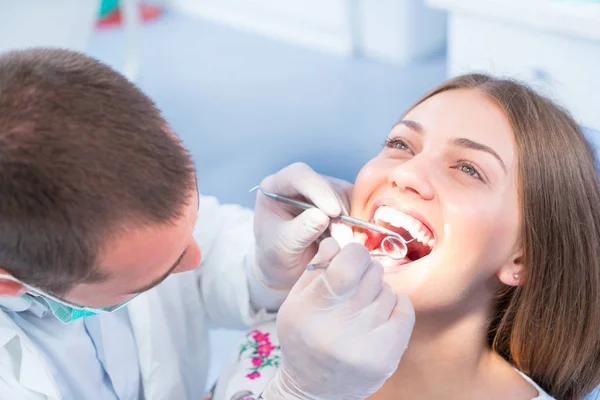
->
<box><xmin>363</xmin><ymin>205</ymin><xmax>435</xmax><ymax>267</ymax></box>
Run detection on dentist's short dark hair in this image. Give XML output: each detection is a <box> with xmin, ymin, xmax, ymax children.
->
<box><xmin>0</xmin><ymin>48</ymin><xmax>195</xmax><ymax>295</ymax></box>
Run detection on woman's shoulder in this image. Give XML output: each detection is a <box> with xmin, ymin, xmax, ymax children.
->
<box><xmin>514</xmin><ymin>369</ymin><xmax>555</xmax><ymax>400</ymax></box>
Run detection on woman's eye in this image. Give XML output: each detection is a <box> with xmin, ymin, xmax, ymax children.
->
<box><xmin>385</xmin><ymin>138</ymin><xmax>411</xmax><ymax>152</ymax></box>
<box><xmin>460</xmin><ymin>164</ymin><xmax>478</xmax><ymax>177</ymax></box>
<box><xmin>458</xmin><ymin>162</ymin><xmax>484</xmax><ymax>182</ymax></box>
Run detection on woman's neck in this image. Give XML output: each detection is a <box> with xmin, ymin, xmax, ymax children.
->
<box><xmin>369</xmin><ymin>305</ymin><xmax>531</xmax><ymax>400</ymax></box>
<box><xmin>399</xmin><ymin>310</ymin><xmax>491</xmax><ymax>393</ymax></box>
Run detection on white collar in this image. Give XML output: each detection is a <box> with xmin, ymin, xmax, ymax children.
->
<box><xmin>0</xmin><ymin>295</ymin><xmax>48</xmax><ymax>317</ymax></box>
<box><xmin>0</xmin><ymin>309</ymin><xmax>61</xmax><ymax>399</ymax></box>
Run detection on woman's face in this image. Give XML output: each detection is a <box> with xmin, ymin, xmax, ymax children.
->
<box><xmin>351</xmin><ymin>89</ymin><xmax>522</xmax><ymax>313</ymax></box>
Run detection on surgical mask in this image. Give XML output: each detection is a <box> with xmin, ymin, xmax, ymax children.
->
<box><xmin>0</xmin><ymin>274</ymin><xmax>138</xmax><ymax>324</ymax></box>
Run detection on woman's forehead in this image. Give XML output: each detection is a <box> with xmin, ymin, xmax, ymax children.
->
<box><xmin>401</xmin><ymin>89</ymin><xmax>517</xmax><ymax>163</ymax></box>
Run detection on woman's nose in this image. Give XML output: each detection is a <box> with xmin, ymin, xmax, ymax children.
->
<box><xmin>388</xmin><ymin>157</ymin><xmax>435</xmax><ymax>201</ymax></box>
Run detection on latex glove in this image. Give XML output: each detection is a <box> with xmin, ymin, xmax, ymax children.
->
<box><xmin>262</xmin><ymin>238</ymin><xmax>415</xmax><ymax>400</ymax></box>
<box><xmin>253</xmin><ymin>162</ymin><xmax>353</xmax><ymax>290</ymax></box>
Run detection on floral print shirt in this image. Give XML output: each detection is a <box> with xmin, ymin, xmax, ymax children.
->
<box><xmin>207</xmin><ymin>322</ymin><xmax>280</xmax><ymax>400</ymax></box>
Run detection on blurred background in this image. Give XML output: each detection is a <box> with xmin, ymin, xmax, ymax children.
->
<box><xmin>1</xmin><ymin>0</ymin><xmax>599</xmax><ymax>390</ymax></box>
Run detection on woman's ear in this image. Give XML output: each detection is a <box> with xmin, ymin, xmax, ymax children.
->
<box><xmin>497</xmin><ymin>253</ymin><xmax>524</xmax><ymax>287</ymax></box>
<box><xmin>0</xmin><ymin>269</ymin><xmax>26</xmax><ymax>297</ymax></box>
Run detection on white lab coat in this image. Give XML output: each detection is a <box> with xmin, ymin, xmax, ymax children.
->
<box><xmin>0</xmin><ymin>196</ymin><xmax>278</xmax><ymax>400</ymax></box>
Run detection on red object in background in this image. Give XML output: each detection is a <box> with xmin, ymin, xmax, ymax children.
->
<box><xmin>97</xmin><ymin>3</ymin><xmax>163</xmax><ymax>28</ymax></box>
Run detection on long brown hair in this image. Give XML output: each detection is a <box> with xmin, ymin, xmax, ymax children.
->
<box><xmin>409</xmin><ymin>74</ymin><xmax>600</xmax><ymax>399</ymax></box>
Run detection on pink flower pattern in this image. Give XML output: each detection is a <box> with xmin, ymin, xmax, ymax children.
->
<box><xmin>251</xmin><ymin>357</ymin><xmax>264</xmax><ymax>367</ymax></box>
<box><xmin>257</xmin><ymin>342</ymin><xmax>276</xmax><ymax>356</ymax></box>
<box><xmin>246</xmin><ymin>371</ymin><xmax>261</xmax><ymax>380</ymax></box>
<box><xmin>251</xmin><ymin>331</ymin><xmax>270</xmax><ymax>342</ymax></box>
<box><xmin>238</xmin><ymin>329</ymin><xmax>281</xmax><ymax>381</ymax></box>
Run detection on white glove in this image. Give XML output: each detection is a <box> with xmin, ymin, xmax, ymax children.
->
<box><xmin>253</xmin><ymin>162</ymin><xmax>352</xmax><ymax>291</ymax></box>
<box><xmin>262</xmin><ymin>238</ymin><xmax>415</xmax><ymax>400</ymax></box>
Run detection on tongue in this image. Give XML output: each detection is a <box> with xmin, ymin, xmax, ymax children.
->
<box><xmin>364</xmin><ymin>231</ymin><xmax>387</xmax><ymax>252</ymax></box>
<box><xmin>364</xmin><ymin>227</ymin><xmax>412</xmax><ymax>257</ymax></box>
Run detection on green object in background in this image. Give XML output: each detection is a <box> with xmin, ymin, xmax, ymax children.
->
<box><xmin>99</xmin><ymin>0</ymin><xmax>120</xmax><ymax>17</ymax></box>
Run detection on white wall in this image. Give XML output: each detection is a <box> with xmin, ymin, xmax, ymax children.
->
<box><xmin>169</xmin><ymin>0</ymin><xmax>447</xmax><ymax>65</ymax></box>
<box><xmin>0</xmin><ymin>0</ymin><xmax>100</xmax><ymax>54</ymax></box>
<box><xmin>170</xmin><ymin>0</ymin><xmax>353</xmax><ymax>55</ymax></box>
<box><xmin>428</xmin><ymin>0</ymin><xmax>600</xmax><ymax>130</ymax></box>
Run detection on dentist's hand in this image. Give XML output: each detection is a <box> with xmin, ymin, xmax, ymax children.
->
<box><xmin>254</xmin><ymin>162</ymin><xmax>352</xmax><ymax>290</ymax></box>
<box><xmin>262</xmin><ymin>239</ymin><xmax>415</xmax><ymax>400</ymax></box>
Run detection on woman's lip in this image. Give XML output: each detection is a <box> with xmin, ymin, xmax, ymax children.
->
<box><xmin>374</xmin><ymin>252</ymin><xmax>413</xmax><ymax>271</ymax></box>
<box><xmin>369</xmin><ymin>198</ymin><xmax>436</xmax><ymax>240</ymax></box>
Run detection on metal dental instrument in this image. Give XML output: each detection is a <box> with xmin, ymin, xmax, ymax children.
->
<box><xmin>250</xmin><ymin>186</ymin><xmax>414</xmax><ymax>260</ymax></box>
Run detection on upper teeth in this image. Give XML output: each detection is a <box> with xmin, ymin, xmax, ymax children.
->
<box><xmin>374</xmin><ymin>206</ymin><xmax>435</xmax><ymax>248</ymax></box>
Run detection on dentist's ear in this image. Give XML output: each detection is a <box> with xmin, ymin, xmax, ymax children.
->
<box><xmin>0</xmin><ymin>269</ymin><xmax>26</xmax><ymax>297</ymax></box>
<box><xmin>497</xmin><ymin>253</ymin><xmax>524</xmax><ymax>287</ymax></box>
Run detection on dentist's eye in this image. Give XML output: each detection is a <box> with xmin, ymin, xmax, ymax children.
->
<box><xmin>384</xmin><ymin>137</ymin><xmax>413</xmax><ymax>153</ymax></box>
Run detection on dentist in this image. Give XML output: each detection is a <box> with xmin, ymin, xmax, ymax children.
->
<box><xmin>0</xmin><ymin>48</ymin><xmax>414</xmax><ymax>400</ymax></box>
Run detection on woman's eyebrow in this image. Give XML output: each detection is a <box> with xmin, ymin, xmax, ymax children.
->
<box><xmin>397</xmin><ymin>119</ymin><xmax>507</xmax><ymax>173</ymax></box>
<box><xmin>397</xmin><ymin>119</ymin><xmax>423</xmax><ymax>133</ymax></box>
<box><xmin>450</xmin><ymin>137</ymin><xmax>507</xmax><ymax>173</ymax></box>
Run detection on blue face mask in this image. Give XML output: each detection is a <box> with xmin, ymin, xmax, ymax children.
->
<box><xmin>0</xmin><ymin>274</ymin><xmax>137</xmax><ymax>324</ymax></box>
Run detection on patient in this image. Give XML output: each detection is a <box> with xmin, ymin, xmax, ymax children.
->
<box><xmin>211</xmin><ymin>74</ymin><xmax>600</xmax><ymax>400</ymax></box>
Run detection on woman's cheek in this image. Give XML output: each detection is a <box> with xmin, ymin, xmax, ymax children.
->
<box><xmin>355</xmin><ymin>162</ymin><xmax>383</xmax><ymax>191</ymax></box>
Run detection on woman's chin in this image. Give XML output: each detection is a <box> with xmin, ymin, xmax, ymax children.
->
<box><xmin>379</xmin><ymin>252</ymin><xmax>437</xmax><ymax>299</ymax></box>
